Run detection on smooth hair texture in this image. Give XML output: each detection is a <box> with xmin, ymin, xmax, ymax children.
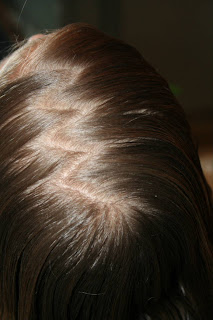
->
<box><xmin>0</xmin><ymin>23</ymin><xmax>213</xmax><ymax>320</ymax></box>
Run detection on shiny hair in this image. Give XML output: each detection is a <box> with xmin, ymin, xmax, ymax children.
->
<box><xmin>0</xmin><ymin>23</ymin><xmax>212</xmax><ymax>320</ymax></box>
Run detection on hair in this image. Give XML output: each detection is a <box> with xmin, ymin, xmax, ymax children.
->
<box><xmin>0</xmin><ymin>23</ymin><xmax>212</xmax><ymax>320</ymax></box>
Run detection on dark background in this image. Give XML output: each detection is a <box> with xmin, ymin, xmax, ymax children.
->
<box><xmin>0</xmin><ymin>0</ymin><xmax>212</xmax><ymax>187</ymax></box>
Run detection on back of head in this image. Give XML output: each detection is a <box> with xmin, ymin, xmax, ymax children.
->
<box><xmin>0</xmin><ymin>23</ymin><xmax>212</xmax><ymax>320</ymax></box>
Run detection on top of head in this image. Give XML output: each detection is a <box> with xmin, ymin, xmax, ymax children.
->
<box><xmin>0</xmin><ymin>23</ymin><xmax>212</xmax><ymax>320</ymax></box>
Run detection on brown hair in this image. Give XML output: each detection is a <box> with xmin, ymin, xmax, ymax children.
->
<box><xmin>0</xmin><ymin>23</ymin><xmax>212</xmax><ymax>320</ymax></box>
